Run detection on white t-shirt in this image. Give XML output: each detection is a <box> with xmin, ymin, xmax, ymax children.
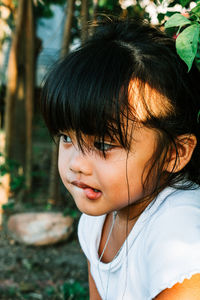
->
<box><xmin>78</xmin><ymin>185</ymin><xmax>200</xmax><ymax>300</ymax></box>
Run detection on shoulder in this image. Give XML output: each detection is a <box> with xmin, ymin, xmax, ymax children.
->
<box><xmin>144</xmin><ymin>187</ymin><xmax>200</xmax><ymax>246</ymax></box>
<box><xmin>143</xmin><ymin>187</ymin><xmax>200</xmax><ymax>298</ymax></box>
<box><xmin>148</xmin><ymin>186</ymin><xmax>200</xmax><ymax>227</ymax></box>
<box><xmin>154</xmin><ymin>273</ymin><xmax>200</xmax><ymax>300</ymax></box>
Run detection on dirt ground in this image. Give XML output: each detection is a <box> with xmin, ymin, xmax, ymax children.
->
<box><xmin>0</xmin><ymin>119</ymin><xmax>89</xmax><ymax>299</ymax></box>
<box><xmin>0</xmin><ymin>219</ymin><xmax>88</xmax><ymax>300</ymax></box>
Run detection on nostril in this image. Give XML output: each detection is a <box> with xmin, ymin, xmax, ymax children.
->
<box><xmin>69</xmin><ymin>164</ymin><xmax>92</xmax><ymax>175</ymax></box>
<box><xmin>69</xmin><ymin>166</ymin><xmax>82</xmax><ymax>173</ymax></box>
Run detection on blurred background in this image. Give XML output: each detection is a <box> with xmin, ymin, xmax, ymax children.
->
<box><xmin>0</xmin><ymin>0</ymin><xmax>199</xmax><ymax>299</ymax></box>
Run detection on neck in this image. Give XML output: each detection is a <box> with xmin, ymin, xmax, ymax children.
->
<box><xmin>115</xmin><ymin>198</ymin><xmax>152</xmax><ymax>223</ymax></box>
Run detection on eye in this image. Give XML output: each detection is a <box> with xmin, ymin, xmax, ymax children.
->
<box><xmin>94</xmin><ymin>141</ymin><xmax>115</xmax><ymax>152</ymax></box>
<box><xmin>60</xmin><ymin>134</ymin><xmax>72</xmax><ymax>144</ymax></box>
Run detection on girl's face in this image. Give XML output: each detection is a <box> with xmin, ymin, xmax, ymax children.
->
<box><xmin>58</xmin><ymin>124</ymin><xmax>157</xmax><ymax>217</ymax></box>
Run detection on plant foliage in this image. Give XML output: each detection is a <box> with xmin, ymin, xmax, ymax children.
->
<box><xmin>165</xmin><ymin>2</ymin><xmax>200</xmax><ymax>71</ymax></box>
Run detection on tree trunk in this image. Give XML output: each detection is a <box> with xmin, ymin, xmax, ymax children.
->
<box><xmin>4</xmin><ymin>0</ymin><xmax>26</xmax><ymax>160</ymax></box>
<box><xmin>48</xmin><ymin>142</ymin><xmax>59</xmax><ymax>203</ymax></box>
<box><xmin>81</xmin><ymin>0</ymin><xmax>89</xmax><ymax>43</ymax></box>
<box><xmin>92</xmin><ymin>0</ymin><xmax>99</xmax><ymax>23</ymax></box>
<box><xmin>25</xmin><ymin>0</ymin><xmax>35</xmax><ymax>193</ymax></box>
<box><xmin>61</xmin><ymin>0</ymin><xmax>75</xmax><ymax>57</ymax></box>
<box><xmin>4</xmin><ymin>0</ymin><xmax>35</xmax><ymax>199</ymax></box>
<box><xmin>3</xmin><ymin>0</ymin><xmax>26</xmax><ymax>207</ymax></box>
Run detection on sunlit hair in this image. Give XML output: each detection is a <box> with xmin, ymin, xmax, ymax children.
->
<box><xmin>41</xmin><ymin>17</ymin><xmax>200</xmax><ymax>200</ymax></box>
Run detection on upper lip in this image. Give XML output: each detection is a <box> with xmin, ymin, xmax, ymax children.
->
<box><xmin>71</xmin><ymin>180</ymin><xmax>99</xmax><ymax>190</ymax></box>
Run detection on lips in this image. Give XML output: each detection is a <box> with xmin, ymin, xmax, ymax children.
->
<box><xmin>71</xmin><ymin>180</ymin><xmax>102</xmax><ymax>200</ymax></box>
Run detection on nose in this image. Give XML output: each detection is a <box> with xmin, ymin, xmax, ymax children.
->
<box><xmin>68</xmin><ymin>146</ymin><xmax>92</xmax><ymax>176</ymax></box>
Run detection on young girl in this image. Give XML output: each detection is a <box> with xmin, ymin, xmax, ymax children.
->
<box><xmin>41</xmin><ymin>18</ymin><xmax>200</xmax><ymax>299</ymax></box>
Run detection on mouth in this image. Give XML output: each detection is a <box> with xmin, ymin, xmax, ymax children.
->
<box><xmin>71</xmin><ymin>180</ymin><xmax>100</xmax><ymax>191</ymax></box>
<box><xmin>71</xmin><ymin>180</ymin><xmax>102</xmax><ymax>200</ymax></box>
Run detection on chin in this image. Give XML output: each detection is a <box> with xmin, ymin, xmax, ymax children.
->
<box><xmin>84</xmin><ymin>211</ymin><xmax>106</xmax><ymax>217</ymax></box>
<box><xmin>76</xmin><ymin>204</ymin><xmax>106</xmax><ymax>217</ymax></box>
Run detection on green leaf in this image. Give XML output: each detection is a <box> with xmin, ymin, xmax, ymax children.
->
<box><xmin>176</xmin><ymin>24</ymin><xmax>200</xmax><ymax>71</ymax></box>
<box><xmin>2</xmin><ymin>200</ymin><xmax>15</xmax><ymax>211</ymax></box>
<box><xmin>197</xmin><ymin>110</ymin><xmax>200</xmax><ymax>123</ymax></box>
<box><xmin>165</xmin><ymin>13</ymin><xmax>191</xmax><ymax>29</ymax></box>
<box><xmin>191</xmin><ymin>2</ymin><xmax>200</xmax><ymax>17</ymax></box>
<box><xmin>157</xmin><ymin>13</ymin><xmax>165</xmax><ymax>23</ymax></box>
<box><xmin>180</xmin><ymin>0</ymin><xmax>191</xmax><ymax>7</ymax></box>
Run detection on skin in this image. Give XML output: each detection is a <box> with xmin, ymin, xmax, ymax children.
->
<box><xmin>88</xmin><ymin>261</ymin><xmax>102</xmax><ymax>300</ymax></box>
<box><xmin>58</xmin><ymin>127</ymin><xmax>199</xmax><ymax>299</ymax></box>
<box><xmin>58</xmin><ymin>125</ymin><xmax>158</xmax><ymax>220</ymax></box>
<box><xmin>58</xmin><ymin>81</ymin><xmax>198</xmax><ymax>299</ymax></box>
<box><xmin>154</xmin><ymin>274</ymin><xmax>200</xmax><ymax>300</ymax></box>
<box><xmin>88</xmin><ymin>261</ymin><xmax>200</xmax><ymax>300</ymax></box>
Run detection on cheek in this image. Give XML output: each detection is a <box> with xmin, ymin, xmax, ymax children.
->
<box><xmin>97</xmin><ymin>160</ymin><xmax>128</xmax><ymax>189</ymax></box>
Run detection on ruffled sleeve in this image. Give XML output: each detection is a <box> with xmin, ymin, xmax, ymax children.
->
<box><xmin>144</xmin><ymin>202</ymin><xmax>200</xmax><ymax>299</ymax></box>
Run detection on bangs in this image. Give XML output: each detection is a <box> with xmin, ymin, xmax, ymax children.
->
<box><xmin>41</xmin><ymin>40</ymin><xmax>136</xmax><ymax>149</ymax></box>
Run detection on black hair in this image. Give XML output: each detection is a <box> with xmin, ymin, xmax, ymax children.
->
<box><xmin>41</xmin><ymin>17</ymin><xmax>200</xmax><ymax>200</ymax></box>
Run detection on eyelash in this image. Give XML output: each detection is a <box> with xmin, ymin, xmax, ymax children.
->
<box><xmin>60</xmin><ymin>134</ymin><xmax>72</xmax><ymax>144</ymax></box>
<box><xmin>93</xmin><ymin>142</ymin><xmax>114</xmax><ymax>152</ymax></box>
<box><xmin>59</xmin><ymin>134</ymin><xmax>115</xmax><ymax>152</ymax></box>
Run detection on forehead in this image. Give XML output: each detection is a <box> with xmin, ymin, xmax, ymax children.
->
<box><xmin>128</xmin><ymin>79</ymin><xmax>175</xmax><ymax>122</ymax></box>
